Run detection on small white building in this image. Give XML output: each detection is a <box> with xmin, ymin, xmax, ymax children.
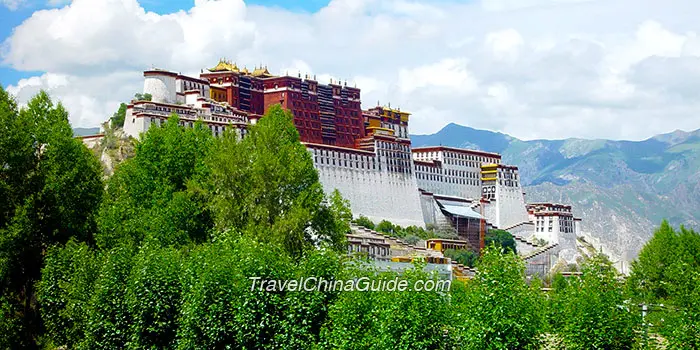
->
<box><xmin>527</xmin><ymin>203</ymin><xmax>581</xmax><ymax>262</ymax></box>
<box><xmin>122</xmin><ymin>90</ymin><xmax>249</xmax><ymax>139</ymax></box>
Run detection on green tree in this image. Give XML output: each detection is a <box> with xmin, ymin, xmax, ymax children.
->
<box><xmin>208</xmin><ymin>105</ymin><xmax>343</xmax><ymax>256</ymax></box>
<box><xmin>110</xmin><ymin>102</ymin><xmax>127</xmax><ymax>128</ymax></box>
<box><xmin>320</xmin><ymin>262</ymin><xmax>450</xmax><ymax>349</ymax></box>
<box><xmin>311</xmin><ymin>189</ymin><xmax>352</xmax><ymax>251</ymax></box>
<box><xmin>453</xmin><ymin>245</ymin><xmax>544</xmax><ymax>349</ymax></box>
<box><xmin>444</xmin><ymin>248</ymin><xmax>478</xmax><ymax>267</ymax></box>
<box><xmin>485</xmin><ymin>229</ymin><xmax>517</xmax><ymax>254</ymax></box>
<box><xmin>126</xmin><ymin>241</ymin><xmax>182</xmax><ymax>349</ymax></box>
<box><xmin>37</xmin><ymin>240</ymin><xmax>99</xmax><ymax>348</ymax></box>
<box><xmin>627</xmin><ymin>220</ymin><xmax>679</xmax><ymax>301</ymax></box>
<box><xmin>375</xmin><ymin>220</ymin><xmax>396</xmax><ymax>235</ymax></box>
<box><xmin>0</xmin><ymin>89</ymin><xmax>103</xmax><ymax>348</ymax></box>
<box><xmin>353</xmin><ymin>215</ymin><xmax>375</xmax><ymax>230</ymax></box>
<box><xmin>660</xmin><ymin>263</ymin><xmax>700</xmax><ymax>349</ymax></box>
<box><xmin>177</xmin><ymin>234</ymin><xmax>342</xmax><ymax>349</ymax></box>
<box><xmin>627</xmin><ymin>221</ymin><xmax>700</xmax><ymax>348</ymax></box>
<box><xmin>134</xmin><ymin>93</ymin><xmax>152</xmax><ymax>101</ymax></box>
<box><xmin>554</xmin><ymin>254</ymin><xmax>639</xmax><ymax>349</ymax></box>
<box><xmin>96</xmin><ymin>114</ymin><xmax>214</xmax><ymax>249</ymax></box>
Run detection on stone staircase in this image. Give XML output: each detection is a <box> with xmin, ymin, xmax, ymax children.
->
<box><xmin>522</xmin><ymin>243</ymin><xmax>559</xmax><ymax>261</ymax></box>
<box><xmin>513</xmin><ymin>235</ymin><xmax>541</xmax><ymax>250</ymax></box>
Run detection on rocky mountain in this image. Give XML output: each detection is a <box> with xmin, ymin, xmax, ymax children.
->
<box><xmin>73</xmin><ymin>127</ymin><xmax>101</xmax><ymax>136</ymax></box>
<box><xmin>412</xmin><ymin>123</ymin><xmax>700</xmax><ymax>261</ymax></box>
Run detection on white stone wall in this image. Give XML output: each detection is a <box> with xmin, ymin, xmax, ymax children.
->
<box><xmin>495</xmin><ymin>185</ymin><xmax>529</xmax><ymax>230</ymax></box>
<box><xmin>185</xmin><ymin>92</ymin><xmax>199</xmax><ymax>105</ymax></box>
<box><xmin>415</xmin><ymin>163</ymin><xmax>481</xmax><ymax>199</ymax></box>
<box><xmin>482</xmin><ymin>201</ymin><xmax>498</xmax><ymax>228</ymax></box>
<box><xmin>533</xmin><ymin>216</ymin><xmax>558</xmax><ymax>243</ymax></box>
<box><xmin>123</xmin><ymin>108</ymin><xmax>149</xmax><ymax>138</ymax></box>
<box><xmin>144</xmin><ymin>74</ymin><xmax>177</xmax><ymax>104</ymax></box>
<box><xmin>413</xmin><ymin>148</ymin><xmax>494</xmax><ymax>200</ymax></box>
<box><xmin>311</xmin><ymin>149</ymin><xmax>424</xmax><ymax>228</ymax></box>
<box><xmin>558</xmin><ymin>221</ymin><xmax>578</xmax><ymax>263</ymax></box>
<box><xmin>509</xmin><ymin>222</ymin><xmax>535</xmax><ymax>239</ymax></box>
<box><xmin>419</xmin><ymin>192</ymin><xmax>438</xmax><ymax>226</ymax></box>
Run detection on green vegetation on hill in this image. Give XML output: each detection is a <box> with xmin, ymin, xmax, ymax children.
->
<box><xmin>110</xmin><ymin>102</ymin><xmax>127</xmax><ymax>128</ymax></box>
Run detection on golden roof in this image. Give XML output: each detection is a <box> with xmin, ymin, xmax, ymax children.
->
<box><xmin>209</xmin><ymin>59</ymin><xmax>239</xmax><ymax>72</ymax></box>
<box><xmin>251</xmin><ymin>65</ymin><xmax>272</xmax><ymax>77</ymax></box>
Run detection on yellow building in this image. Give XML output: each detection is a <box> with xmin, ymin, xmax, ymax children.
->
<box><xmin>376</xmin><ymin>106</ymin><xmax>410</xmax><ymax>123</ymax></box>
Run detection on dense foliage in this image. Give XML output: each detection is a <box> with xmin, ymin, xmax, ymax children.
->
<box><xmin>627</xmin><ymin>220</ymin><xmax>700</xmax><ymax>348</ymax></box>
<box><xmin>551</xmin><ymin>254</ymin><xmax>640</xmax><ymax>349</ymax></box>
<box><xmin>97</xmin><ymin>114</ymin><xmax>214</xmax><ymax>249</ymax></box>
<box><xmin>0</xmin><ymin>88</ymin><xmax>103</xmax><ymax>347</ymax></box>
<box><xmin>3</xmin><ymin>88</ymin><xmax>700</xmax><ymax>349</ymax></box>
<box><xmin>444</xmin><ymin>248</ymin><xmax>478</xmax><ymax>267</ymax></box>
<box><xmin>110</xmin><ymin>102</ymin><xmax>127</xmax><ymax>128</ymax></box>
<box><xmin>207</xmin><ymin>105</ymin><xmax>346</xmax><ymax>255</ymax></box>
<box><xmin>485</xmin><ymin>229</ymin><xmax>517</xmax><ymax>254</ymax></box>
<box><xmin>320</xmin><ymin>262</ymin><xmax>450</xmax><ymax>349</ymax></box>
<box><xmin>452</xmin><ymin>245</ymin><xmax>545</xmax><ymax>349</ymax></box>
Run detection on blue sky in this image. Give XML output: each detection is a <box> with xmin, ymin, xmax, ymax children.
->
<box><xmin>0</xmin><ymin>0</ymin><xmax>330</xmax><ymax>87</ymax></box>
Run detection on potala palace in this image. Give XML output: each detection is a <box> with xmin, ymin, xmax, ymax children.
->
<box><xmin>118</xmin><ymin>60</ymin><xmax>583</xmax><ymax>272</ymax></box>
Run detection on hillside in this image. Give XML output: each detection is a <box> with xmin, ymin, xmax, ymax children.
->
<box><xmin>412</xmin><ymin>123</ymin><xmax>700</xmax><ymax>261</ymax></box>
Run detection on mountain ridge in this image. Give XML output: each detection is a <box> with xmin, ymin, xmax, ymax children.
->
<box><xmin>411</xmin><ymin>123</ymin><xmax>700</xmax><ymax>261</ymax></box>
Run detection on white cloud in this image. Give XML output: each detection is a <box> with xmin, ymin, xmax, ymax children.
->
<box><xmin>481</xmin><ymin>0</ymin><xmax>596</xmax><ymax>12</ymax></box>
<box><xmin>7</xmin><ymin>71</ymin><xmax>140</xmax><ymax>128</ymax></box>
<box><xmin>3</xmin><ymin>0</ymin><xmax>700</xmax><ymax>140</ymax></box>
<box><xmin>1</xmin><ymin>0</ymin><xmax>23</xmax><ymax>10</ymax></box>
<box><xmin>398</xmin><ymin>58</ymin><xmax>478</xmax><ymax>95</ymax></box>
<box><xmin>485</xmin><ymin>29</ymin><xmax>524</xmax><ymax>62</ymax></box>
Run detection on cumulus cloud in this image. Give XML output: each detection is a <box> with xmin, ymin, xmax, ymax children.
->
<box><xmin>3</xmin><ymin>0</ymin><xmax>700</xmax><ymax>139</ymax></box>
<box><xmin>7</xmin><ymin>71</ymin><xmax>141</xmax><ymax>127</ymax></box>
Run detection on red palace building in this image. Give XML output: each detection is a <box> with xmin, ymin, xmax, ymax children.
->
<box><xmin>199</xmin><ymin>59</ymin><xmax>365</xmax><ymax>148</ymax></box>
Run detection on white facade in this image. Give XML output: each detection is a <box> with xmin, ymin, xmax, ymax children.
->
<box><xmin>308</xmin><ymin>143</ymin><xmax>425</xmax><ymax>228</ymax></box>
<box><xmin>493</xmin><ymin>185</ymin><xmax>530</xmax><ymax>230</ymax></box>
<box><xmin>413</xmin><ymin>147</ymin><xmax>501</xmax><ymax>200</ymax></box>
<box><xmin>123</xmin><ymin>90</ymin><xmax>248</xmax><ymax>139</ymax></box>
<box><xmin>143</xmin><ymin>69</ymin><xmax>210</xmax><ymax>105</ymax></box>
<box><xmin>143</xmin><ymin>72</ymin><xmax>177</xmax><ymax>104</ymax></box>
<box><xmin>527</xmin><ymin>203</ymin><xmax>581</xmax><ymax>263</ymax></box>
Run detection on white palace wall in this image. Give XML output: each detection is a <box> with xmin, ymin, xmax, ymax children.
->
<box><xmin>311</xmin><ymin>149</ymin><xmax>425</xmax><ymax>228</ymax></box>
<box><xmin>495</xmin><ymin>185</ymin><xmax>530</xmax><ymax>230</ymax></box>
<box><xmin>143</xmin><ymin>74</ymin><xmax>177</xmax><ymax>104</ymax></box>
